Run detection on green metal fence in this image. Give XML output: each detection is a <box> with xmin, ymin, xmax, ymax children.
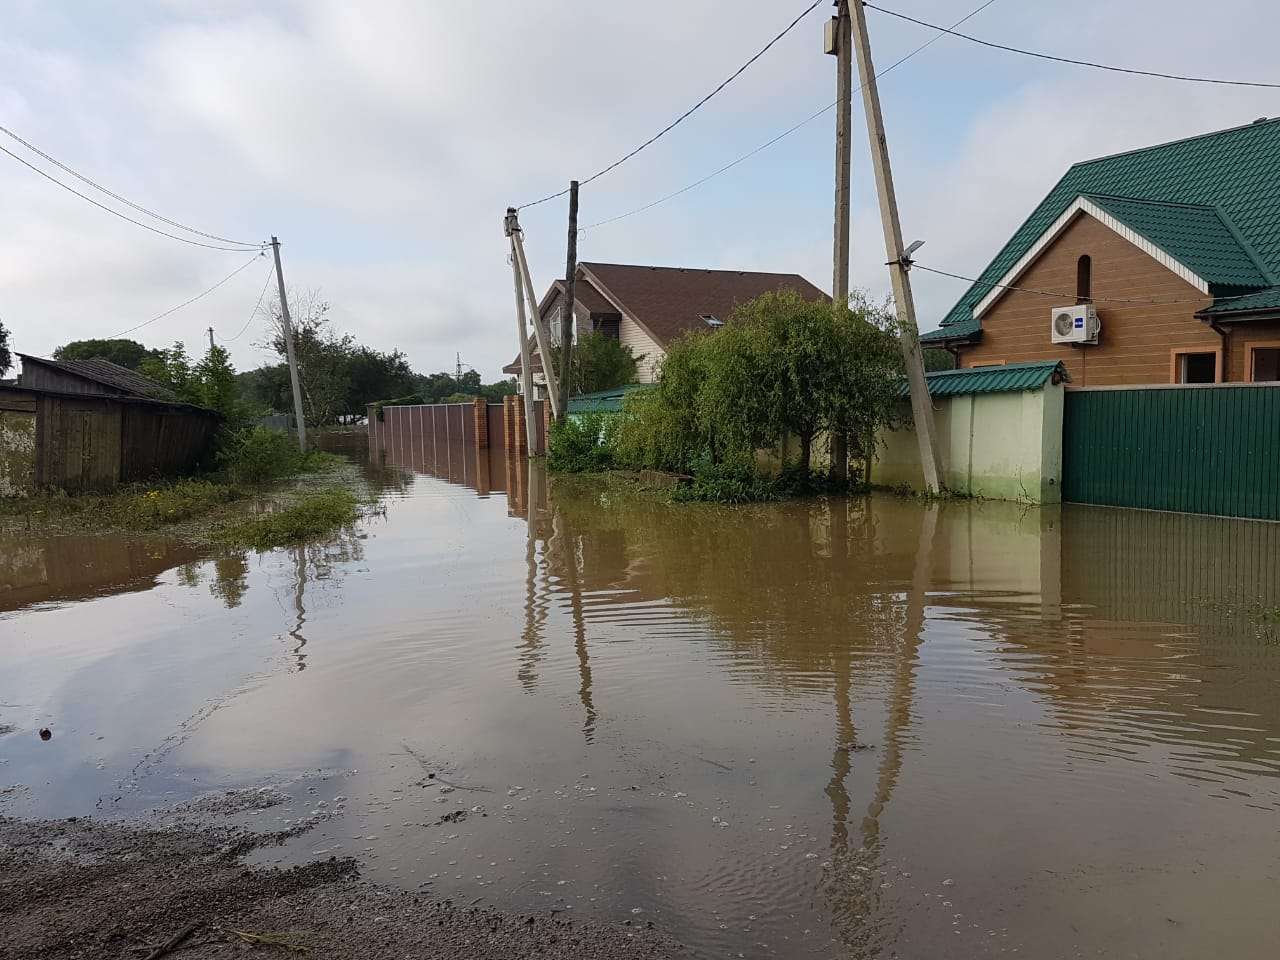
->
<box><xmin>1063</xmin><ymin>384</ymin><xmax>1280</xmax><ymax>520</ymax></box>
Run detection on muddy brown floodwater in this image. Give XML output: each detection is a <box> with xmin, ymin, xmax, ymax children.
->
<box><xmin>2</xmin><ymin>436</ymin><xmax>1280</xmax><ymax>958</ymax></box>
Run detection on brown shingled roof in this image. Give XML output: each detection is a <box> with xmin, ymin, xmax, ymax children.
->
<box><xmin>504</xmin><ymin>262</ymin><xmax>827</xmax><ymax>376</ymax></box>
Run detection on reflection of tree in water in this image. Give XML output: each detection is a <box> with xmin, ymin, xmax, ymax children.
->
<box><xmin>209</xmin><ymin>552</ymin><xmax>249</xmax><ymax>608</ymax></box>
<box><xmin>176</xmin><ymin>561</ymin><xmax>203</xmax><ymax>590</ymax></box>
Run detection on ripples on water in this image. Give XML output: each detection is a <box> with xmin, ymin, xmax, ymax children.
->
<box><xmin>2</xmin><ymin>436</ymin><xmax>1279</xmax><ymax>958</ymax></box>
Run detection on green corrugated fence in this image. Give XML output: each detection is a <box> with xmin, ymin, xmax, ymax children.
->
<box><xmin>1063</xmin><ymin>384</ymin><xmax>1280</xmax><ymax>520</ymax></box>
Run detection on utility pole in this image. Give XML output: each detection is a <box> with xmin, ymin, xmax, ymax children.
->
<box><xmin>826</xmin><ymin>1</ymin><xmax>853</xmax><ymax>483</ymax></box>
<box><xmin>504</xmin><ymin>208</ymin><xmax>538</xmax><ymax>451</ymax></box>
<box><xmin>510</xmin><ymin>222</ymin><xmax>562</xmax><ymax>420</ymax></box>
<box><xmin>848</xmin><ymin>0</ymin><xmax>942</xmax><ymax>493</ymax></box>
<box><xmin>558</xmin><ymin>181</ymin><xmax>579</xmax><ymax>421</ymax></box>
<box><xmin>456</xmin><ymin>352</ymin><xmax>463</xmax><ymax>380</ymax></box>
<box><xmin>207</xmin><ymin>326</ymin><xmax>215</xmax><ymax>351</ymax></box>
<box><xmin>270</xmin><ymin>236</ymin><xmax>308</xmax><ymax>453</ymax></box>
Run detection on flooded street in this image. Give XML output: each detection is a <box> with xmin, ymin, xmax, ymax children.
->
<box><xmin>3</xmin><ymin>441</ymin><xmax>1279</xmax><ymax>958</ymax></box>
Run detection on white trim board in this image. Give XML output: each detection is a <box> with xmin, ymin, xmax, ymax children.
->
<box><xmin>971</xmin><ymin>196</ymin><xmax>1210</xmax><ymax>319</ymax></box>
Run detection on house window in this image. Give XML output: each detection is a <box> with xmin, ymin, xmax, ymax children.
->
<box><xmin>1171</xmin><ymin>348</ymin><xmax>1220</xmax><ymax>384</ymax></box>
<box><xmin>1250</xmin><ymin>345</ymin><xmax>1280</xmax><ymax>382</ymax></box>
<box><xmin>1076</xmin><ymin>255</ymin><xmax>1092</xmax><ymax>303</ymax></box>
<box><xmin>700</xmin><ymin>314</ymin><xmax>723</xmax><ymax>328</ymax></box>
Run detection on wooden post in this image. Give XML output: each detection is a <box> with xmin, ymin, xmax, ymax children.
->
<box><xmin>848</xmin><ymin>1</ymin><xmax>942</xmax><ymax>493</ymax></box>
<box><xmin>558</xmin><ymin>181</ymin><xmax>579</xmax><ymax>422</ymax></box>
<box><xmin>505</xmin><ymin>209</ymin><xmax>539</xmax><ymax>453</ymax></box>
<box><xmin>828</xmin><ymin>2</ymin><xmax>852</xmax><ymax>483</ymax></box>
<box><xmin>270</xmin><ymin>236</ymin><xmax>308</xmax><ymax>453</ymax></box>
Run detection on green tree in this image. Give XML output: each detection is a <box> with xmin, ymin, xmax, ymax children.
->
<box><xmin>923</xmin><ymin>348</ymin><xmax>955</xmax><ymax>372</ymax></box>
<box><xmin>54</xmin><ymin>338</ymin><xmax>161</xmax><ymax>370</ymax></box>
<box><xmin>559</xmin><ymin>332</ymin><xmax>640</xmax><ymax>396</ymax></box>
<box><xmin>139</xmin><ymin>341</ymin><xmax>197</xmax><ymax>401</ymax></box>
<box><xmin>193</xmin><ymin>344</ymin><xmax>246</xmax><ymax>423</ymax></box>
<box><xmin>0</xmin><ymin>317</ymin><xmax>10</xmax><ymax>377</ymax></box>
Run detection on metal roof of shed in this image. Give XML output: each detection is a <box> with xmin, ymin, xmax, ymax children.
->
<box><xmin>897</xmin><ymin>360</ymin><xmax>1069</xmax><ymax>398</ymax></box>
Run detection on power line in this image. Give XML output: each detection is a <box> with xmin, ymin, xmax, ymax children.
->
<box><xmin>580</xmin><ymin>0</ymin><xmax>1001</xmax><ymax>233</ymax></box>
<box><xmin>912</xmin><ymin>262</ymin><xmax>1270</xmax><ymax>307</ymax></box>
<box><xmin>224</xmin><ymin>259</ymin><xmax>277</xmax><ymax>342</ymax></box>
<box><xmin>864</xmin><ymin>3</ymin><xmax>1280</xmax><ymax>89</ymax></box>
<box><xmin>109</xmin><ymin>253</ymin><xmax>266</xmax><ymax>339</ymax></box>
<box><xmin>0</xmin><ymin>143</ymin><xmax>263</xmax><ymax>252</ymax></box>
<box><xmin>517</xmin><ymin>0</ymin><xmax>825</xmax><ymax>209</ymax></box>
<box><xmin>0</xmin><ymin>124</ymin><xmax>262</xmax><ymax>247</ymax></box>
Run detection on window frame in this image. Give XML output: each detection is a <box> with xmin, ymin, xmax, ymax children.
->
<box><xmin>1246</xmin><ymin>340</ymin><xmax>1280</xmax><ymax>382</ymax></box>
<box><xmin>1168</xmin><ymin>346</ymin><xmax>1223</xmax><ymax>384</ymax></box>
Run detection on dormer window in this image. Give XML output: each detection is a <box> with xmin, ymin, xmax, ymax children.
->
<box><xmin>701</xmin><ymin>314</ymin><xmax>723</xmax><ymax>328</ymax></box>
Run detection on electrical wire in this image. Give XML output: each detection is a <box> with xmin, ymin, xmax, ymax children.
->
<box><xmin>864</xmin><ymin>3</ymin><xmax>1280</xmax><ymax>89</ymax></box>
<box><xmin>912</xmin><ymin>262</ymin><xmax>1270</xmax><ymax>307</ymax></box>
<box><xmin>580</xmin><ymin>0</ymin><xmax>1001</xmax><ymax>233</ymax></box>
<box><xmin>0</xmin><ymin>143</ymin><xmax>263</xmax><ymax>252</ymax></box>
<box><xmin>224</xmin><ymin>260</ymin><xmax>277</xmax><ymax>342</ymax></box>
<box><xmin>0</xmin><ymin>124</ymin><xmax>262</xmax><ymax>247</ymax></box>
<box><xmin>109</xmin><ymin>253</ymin><xmax>266</xmax><ymax>338</ymax></box>
<box><xmin>516</xmin><ymin>0</ymin><xmax>825</xmax><ymax>209</ymax></box>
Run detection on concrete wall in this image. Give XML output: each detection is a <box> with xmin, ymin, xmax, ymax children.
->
<box><xmin>875</xmin><ymin>383</ymin><xmax>1065</xmax><ymax>503</ymax></box>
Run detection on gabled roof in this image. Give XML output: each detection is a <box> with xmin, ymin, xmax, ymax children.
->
<box><xmin>505</xmin><ymin>261</ymin><xmax>827</xmax><ymax>374</ymax></box>
<box><xmin>19</xmin><ymin>354</ymin><xmax>178</xmax><ymax>401</ymax></box>
<box><xmin>897</xmin><ymin>360</ymin><xmax>1069</xmax><ymax>398</ymax></box>
<box><xmin>934</xmin><ymin>117</ymin><xmax>1280</xmax><ymax>333</ymax></box>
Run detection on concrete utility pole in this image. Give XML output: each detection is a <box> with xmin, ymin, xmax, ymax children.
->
<box><xmin>558</xmin><ymin>181</ymin><xmax>579</xmax><ymax>422</ymax></box>
<box><xmin>270</xmin><ymin>236</ymin><xmax>308</xmax><ymax>453</ymax></box>
<box><xmin>826</xmin><ymin>1</ymin><xmax>853</xmax><ymax>483</ymax></box>
<box><xmin>504</xmin><ymin>208</ymin><xmax>539</xmax><ymax>452</ymax></box>
<box><xmin>510</xmin><ymin>221</ymin><xmax>562</xmax><ymax>420</ymax></box>
<box><xmin>848</xmin><ymin>1</ymin><xmax>942</xmax><ymax>493</ymax></box>
<box><xmin>207</xmin><ymin>326</ymin><xmax>215</xmax><ymax>350</ymax></box>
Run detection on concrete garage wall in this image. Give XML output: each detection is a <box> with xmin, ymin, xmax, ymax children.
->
<box><xmin>875</xmin><ymin>383</ymin><xmax>1065</xmax><ymax>503</ymax></box>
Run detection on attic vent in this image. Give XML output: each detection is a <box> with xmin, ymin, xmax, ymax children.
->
<box><xmin>701</xmin><ymin>314</ymin><xmax>723</xmax><ymax>327</ymax></box>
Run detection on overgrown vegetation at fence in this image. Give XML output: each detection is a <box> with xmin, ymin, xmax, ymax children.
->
<box><xmin>548</xmin><ymin>291</ymin><xmax>905</xmax><ymax>502</ymax></box>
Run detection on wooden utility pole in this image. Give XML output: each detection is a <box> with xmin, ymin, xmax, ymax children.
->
<box><xmin>557</xmin><ymin>181</ymin><xmax>579</xmax><ymax>422</ymax></box>
<box><xmin>510</xmin><ymin>224</ymin><xmax>562</xmax><ymax>420</ymax></box>
<box><xmin>827</xmin><ymin>1</ymin><xmax>853</xmax><ymax>483</ymax></box>
<box><xmin>505</xmin><ymin>208</ymin><xmax>539</xmax><ymax>453</ymax></box>
<box><xmin>270</xmin><ymin>236</ymin><xmax>308</xmax><ymax>453</ymax></box>
<box><xmin>848</xmin><ymin>1</ymin><xmax>941</xmax><ymax>493</ymax></box>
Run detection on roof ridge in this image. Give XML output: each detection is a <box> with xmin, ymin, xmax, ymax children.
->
<box><xmin>1069</xmin><ymin>117</ymin><xmax>1280</xmax><ymax>170</ymax></box>
<box><xmin>580</xmin><ymin>260</ymin><xmax>808</xmax><ymax>279</ymax></box>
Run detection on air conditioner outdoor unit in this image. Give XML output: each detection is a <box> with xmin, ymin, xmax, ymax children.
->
<box><xmin>1050</xmin><ymin>304</ymin><xmax>1100</xmax><ymax>344</ymax></box>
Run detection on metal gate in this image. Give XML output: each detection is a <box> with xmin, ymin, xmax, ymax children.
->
<box><xmin>1062</xmin><ymin>383</ymin><xmax>1280</xmax><ymax>520</ymax></box>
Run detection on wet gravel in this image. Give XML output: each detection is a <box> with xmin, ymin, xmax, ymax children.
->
<box><xmin>0</xmin><ymin>815</ymin><xmax>686</xmax><ymax>959</ymax></box>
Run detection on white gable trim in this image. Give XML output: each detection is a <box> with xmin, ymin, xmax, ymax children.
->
<box><xmin>971</xmin><ymin>196</ymin><xmax>1211</xmax><ymax>319</ymax></box>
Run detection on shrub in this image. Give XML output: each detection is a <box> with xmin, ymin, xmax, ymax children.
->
<box><xmin>548</xmin><ymin>414</ymin><xmax>615</xmax><ymax>473</ymax></box>
<box><xmin>219</xmin><ymin>427</ymin><xmax>307</xmax><ymax>483</ymax></box>
<box><xmin>119</xmin><ymin>480</ymin><xmax>244</xmax><ymax>528</ymax></box>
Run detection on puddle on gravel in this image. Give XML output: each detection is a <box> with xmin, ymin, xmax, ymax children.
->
<box><xmin>2</xmin><ymin>443</ymin><xmax>1279</xmax><ymax>958</ymax></box>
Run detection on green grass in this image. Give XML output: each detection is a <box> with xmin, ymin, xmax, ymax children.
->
<box><xmin>220</xmin><ymin>488</ymin><xmax>360</xmax><ymax>550</ymax></box>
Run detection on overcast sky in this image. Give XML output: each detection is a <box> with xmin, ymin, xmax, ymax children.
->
<box><xmin>2</xmin><ymin>0</ymin><xmax>1276</xmax><ymax>379</ymax></box>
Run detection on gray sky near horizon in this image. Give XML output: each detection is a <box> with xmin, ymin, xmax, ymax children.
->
<box><xmin>2</xmin><ymin>0</ymin><xmax>1276</xmax><ymax>380</ymax></box>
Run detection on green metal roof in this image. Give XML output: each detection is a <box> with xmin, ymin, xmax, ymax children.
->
<box><xmin>940</xmin><ymin>118</ymin><xmax>1280</xmax><ymax>330</ymax></box>
<box><xmin>1086</xmin><ymin>195</ymin><xmax>1271</xmax><ymax>292</ymax></box>
<box><xmin>920</xmin><ymin>316</ymin><xmax>982</xmax><ymax>343</ymax></box>
<box><xmin>897</xmin><ymin>360</ymin><xmax>1069</xmax><ymax>398</ymax></box>
<box><xmin>566</xmin><ymin>383</ymin><xmax>652</xmax><ymax>415</ymax></box>
<box><xmin>1201</xmin><ymin>285</ymin><xmax>1280</xmax><ymax>317</ymax></box>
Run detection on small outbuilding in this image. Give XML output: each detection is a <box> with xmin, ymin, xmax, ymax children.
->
<box><xmin>876</xmin><ymin>360</ymin><xmax>1069</xmax><ymax>504</ymax></box>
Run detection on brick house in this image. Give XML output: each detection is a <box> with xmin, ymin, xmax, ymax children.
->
<box><xmin>921</xmin><ymin>118</ymin><xmax>1280</xmax><ymax>385</ymax></box>
<box><xmin>504</xmin><ymin>261</ymin><xmax>826</xmax><ymax>393</ymax></box>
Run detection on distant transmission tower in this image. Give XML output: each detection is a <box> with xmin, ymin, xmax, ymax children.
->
<box><xmin>455</xmin><ymin>352</ymin><xmax>462</xmax><ymax>379</ymax></box>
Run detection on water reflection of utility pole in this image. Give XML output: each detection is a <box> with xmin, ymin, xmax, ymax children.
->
<box><xmin>289</xmin><ymin>544</ymin><xmax>309</xmax><ymax>672</ymax></box>
<box><xmin>518</xmin><ymin>456</ymin><xmax>547</xmax><ymax>690</ymax></box>
<box><xmin>551</xmin><ymin>502</ymin><xmax>596</xmax><ymax>743</ymax></box>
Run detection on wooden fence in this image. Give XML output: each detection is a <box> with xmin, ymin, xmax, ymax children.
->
<box><xmin>1063</xmin><ymin>382</ymin><xmax>1280</xmax><ymax>520</ymax></box>
<box><xmin>0</xmin><ymin>385</ymin><xmax>219</xmax><ymax>495</ymax></box>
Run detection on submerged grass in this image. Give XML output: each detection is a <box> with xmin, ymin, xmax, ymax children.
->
<box><xmin>220</xmin><ymin>489</ymin><xmax>360</xmax><ymax>551</ymax></box>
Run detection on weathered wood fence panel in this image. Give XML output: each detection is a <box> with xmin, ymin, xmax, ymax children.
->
<box><xmin>1063</xmin><ymin>383</ymin><xmax>1280</xmax><ymax>520</ymax></box>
